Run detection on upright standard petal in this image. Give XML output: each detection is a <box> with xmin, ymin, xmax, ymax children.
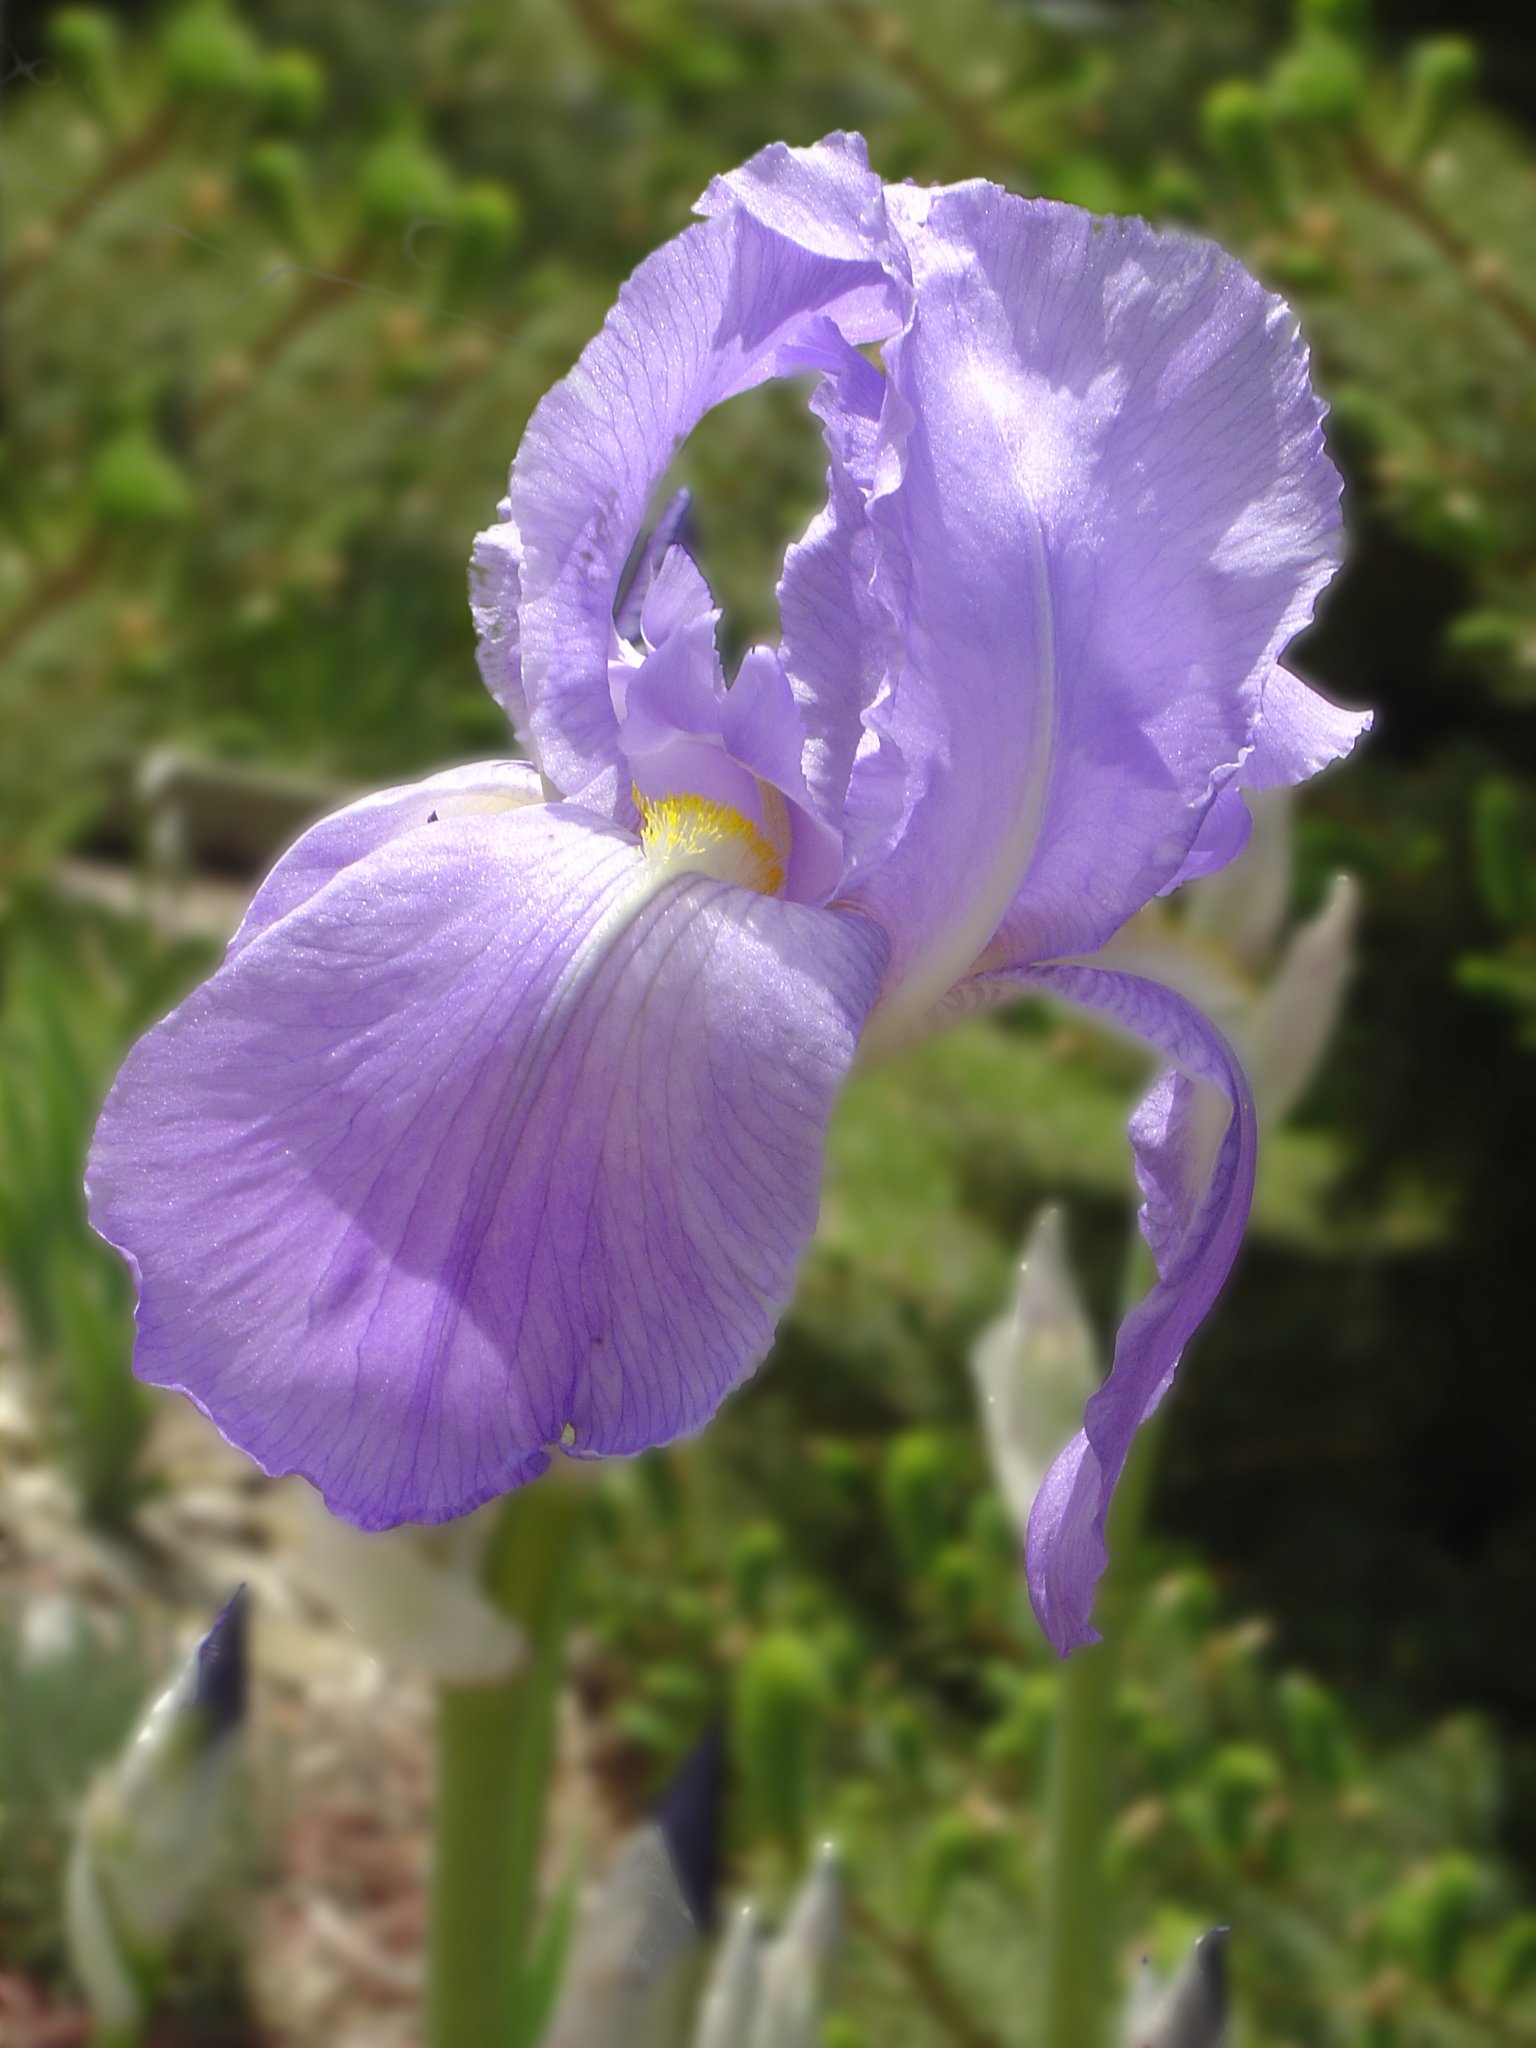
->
<box><xmin>88</xmin><ymin>806</ymin><xmax>887</xmax><ymax>1528</ymax></box>
<box><xmin>469</xmin><ymin>503</ymin><xmax>529</xmax><ymax>741</ymax></box>
<box><xmin>858</xmin><ymin>186</ymin><xmax>1343</xmax><ymax>1039</ymax></box>
<box><xmin>776</xmin><ymin>320</ymin><xmax>912</xmax><ymax>881</ymax></box>
<box><xmin>959</xmin><ymin>963</ymin><xmax>1256</xmax><ymax>1653</ymax></box>
<box><xmin>500</xmin><ymin>135</ymin><xmax>904</xmax><ymax>811</ymax></box>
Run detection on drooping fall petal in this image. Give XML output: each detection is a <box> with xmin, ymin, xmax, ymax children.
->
<box><xmin>88</xmin><ymin>801</ymin><xmax>886</xmax><ymax>1527</ymax></box>
<box><xmin>961</xmin><ymin>963</ymin><xmax>1256</xmax><ymax>1653</ymax></box>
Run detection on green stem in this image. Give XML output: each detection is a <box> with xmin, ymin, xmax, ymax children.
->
<box><xmin>847</xmin><ymin>1896</ymin><xmax>1007</xmax><ymax>2048</ymax></box>
<box><xmin>1041</xmin><ymin>1239</ymin><xmax>1165</xmax><ymax>2048</ymax></box>
<box><xmin>427</xmin><ymin>1475</ymin><xmax>587</xmax><ymax>2048</ymax></box>
<box><xmin>489</xmin><ymin>1484</ymin><xmax>588</xmax><ymax>2048</ymax></box>
<box><xmin>1042</xmin><ymin>1623</ymin><xmax>1115</xmax><ymax>2048</ymax></box>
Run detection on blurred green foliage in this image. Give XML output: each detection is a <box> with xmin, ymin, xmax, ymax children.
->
<box><xmin>583</xmin><ymin>1441</ymin><xmax>1536</xmax><ymax>2044</ymax></box>
<box><xmin>0</xmin><ymin>894</ymin><xmax>214</xmax><ymax>1523</ymax></box>
<box><xmin>3</xmin><ymin>0</ymin><xmax>1536</xmax><ymax>2038</ymax></box>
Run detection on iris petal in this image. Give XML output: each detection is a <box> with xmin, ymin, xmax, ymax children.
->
<box><xmin>227</xmin><ymin>760</ymin><xmax>543</xmax><ymax>957</ymax></box>
<box><xmin>1161</xmin><ymin>665</ymin><xmax>1371</xmax><ymax>895</ymax></box>
<box><xmin>1237</xmin><ymin>662</ymin><xmax>1373</xmax><ymax>793</ymax></box>
<box><xmin>500</xmin><ymin>135</ymin><xmax>904</xmax><ymax>814</ymax></box>
<box><xmin>855</xmin><ymin>188</ymin><xmax>1344</xmax><ymax>1028</ymax></box>
<box><xmin>777</xmin><ymin>320</ymin><xmax>912</xmax><ymax>882</ymax></box>
<box><xmin>468</xmin><ymin>506</ymin><xmax>528</xmax><ymax>742</ymax></box>
<box><xmin>88</xmin><ymin>804</ymin><xmax>887</xmax><ymax>1528</ymax></box>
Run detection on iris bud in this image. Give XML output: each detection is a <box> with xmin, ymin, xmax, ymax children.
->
<box><xmin>65</xmin><ymin>1592</ymin><xmax>248</xmax><ymax>2034</ymax></box>
<box><xmin>1124</xmin><ymin>1927</ymin><xmax>1229</xmax><ymax>2047</ymax></box>
<box><xmin>691</xmin><ymin>1905</ymin><xmax>761</xmax><ymax>2048</ymax></box>
<box><xmin>688</xmin><ymin>1843</ymin><xmax>846</xmax><ymax>2048</ymax></box>
<box><xmin>545</xmin><ymin>1729</ymin><xmax>723</xmax><ymax>2047</ymax></box>
<box><xmin>750</xmin><ymin>1845</ymin><xmax>843</xmax><ymax>2048</ymax></box>
<box><xmin>1248</xmin><ymin>873</ymin><xmax>1359</xmax><ymax>1124</ymax></box>
<box><xmin>971</xmin><ymin>1208</ymin><xmax>1100</xmax><ymax>1541</ymax></box>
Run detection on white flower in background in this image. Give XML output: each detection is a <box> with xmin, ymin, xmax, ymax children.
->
<box><xmin>1242</xmin><ymin>870</ymin><xmax>1359</xmax><ymax>1127</ymax></box>
<box><xmin>1123</xmin><ymin>1928</ymin><xmax>1229</xmax><ymax>2048</ymax></box>
<box><xmin>971</xmin><ymin>1208</ymin><xmax>1101</xmax><ymax>1540</ymax></box>
<box><xmin>1099</xmin><ymin>788</ymin><xmax>1360</xmax><ymax>1129</ymax></box>
<box><xmin>1182</xmin><ymin>786</ymin><xmax>1297</xmax><ymax>971</ymax></box>
<box><xmin>296</xmin><ymin>1487</ymin><xmax>524</xmax><ymax>1685</ymax></box>
<box><xmin>66</xmin><ymin>1590</ymin><xmax>248</xmax><ymax>2035</ymax></box>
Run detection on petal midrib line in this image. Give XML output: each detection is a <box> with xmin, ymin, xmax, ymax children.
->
<box><xmin>862</xmin><ymin>488</ymin><xmax>1060</xmax><ymax>1052</ymax></box>
<box><xmin>346</xmin><ymin>825</ymin><xmax>706</xmax><ymax>1426</ymax></box>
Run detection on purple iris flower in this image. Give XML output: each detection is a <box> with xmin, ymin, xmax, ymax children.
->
<box><xmin>87</xmin><ymin>135</ymin><xmax>1366</xmax><ymax>1653</ymax></box>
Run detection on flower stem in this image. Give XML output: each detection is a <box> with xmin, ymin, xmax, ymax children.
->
<box><xmin>1041</xmin><ymin>1621</ymin><xmax>1116</xmax><ymax>2048</ymax></box>
<box><xmin>427</xmin><ymin>1474</ymin><xmax>586</xmax><ymax>2048</ymax></box>
<box><xmin>1041</xmin><ymin>1242</ymin><xmax>1164</xmax><ymax>2048</ymax></box>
